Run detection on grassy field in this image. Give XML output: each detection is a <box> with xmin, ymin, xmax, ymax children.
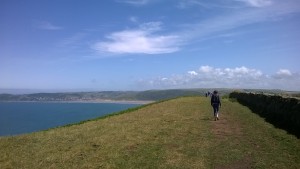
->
<box><xmin>0</xmin><ymin>97</ymin><xmax>299</xmax><ymax>168</ymax></box>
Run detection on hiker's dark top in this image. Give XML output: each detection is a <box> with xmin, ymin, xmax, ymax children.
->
<box><xmin>211</xmin><ymin>94</ymin><xmax>221</xmax><ymax>107</ymax></box>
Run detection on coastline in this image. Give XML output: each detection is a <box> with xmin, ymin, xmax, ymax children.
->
<box><xmin>0</xmin><ymin>100</ymin><xmax>154</xmax><ymax>105</ymax></box>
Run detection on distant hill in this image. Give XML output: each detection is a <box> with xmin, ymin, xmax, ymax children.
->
<box><xmin>0</xmin><ymin>89</ymin><xmax>221</xmax><ymax>102</ymax></box>
<box><xmin>0</xmin><ymin>88</ymin><xmax>297</xmax><ymax>102</ymax></box>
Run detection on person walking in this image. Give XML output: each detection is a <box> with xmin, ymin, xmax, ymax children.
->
<box><xmin>211</xmin><ymin>90</ymin><xmax>221</xmax><ymax>121</ymax></box>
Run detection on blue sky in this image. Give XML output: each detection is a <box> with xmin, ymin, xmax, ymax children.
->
<box><xmin>1</xmin><ymin>0</ymin><xmax>300</xmax><ymax>92</ymax></box>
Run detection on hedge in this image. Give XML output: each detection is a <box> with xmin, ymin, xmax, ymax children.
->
<box><xmin>229</xmin><ymin>92</ymin><xmax>300</xmax><ymax>138</ymax></box>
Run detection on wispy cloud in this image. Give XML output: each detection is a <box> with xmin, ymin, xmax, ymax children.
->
<box><xmin>177</xmin><ymin>0</ymin><xmax>241</xmax><ymax>9</ymax></box>
<box><xmin>59</xmin><ymin>33</ymin><xmax>87</xmax><ymax>47</ymax></box>
<box><xmin>138</xmin><ymin>66</ymin><xmax>300</xmax><ymax>91</ymax></box>
<box><xmin>237</xmin><ymin>0</ymin><xmax>273</xmax><ymax>7</ymax></box>
<box><xmin>116</xmin><ymin>0</ymin><xmax>149</xmax><ymax>6</ymax></box>
<box><xmin>129</xmin><ymin>16</ymin><xmax>139</xmax><ymax>23</ymax></box>
<box><xmin>92</xmin><ymin>22</ymin><xmax>180</xmax><ymax>55</ymax></box>
<box><xmin>95</xmin><ymin>0</ymin><xmax>300</xmax><ymax>56</ymax></box>
<box><xmin>178</xmin><ymin>0</ymin><xmax>300</xmax><ymax>42</ymax></box>
<box><xmin>36</xmin><ymin>21</ymin><xmax>63</xmax><ymax>30</ymax></box>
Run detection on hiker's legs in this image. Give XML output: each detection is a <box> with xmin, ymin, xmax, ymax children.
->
<box><xmin>213</xmin><ymin>105</ymin><xmax>219</xmax><ymax>120</ymax></box>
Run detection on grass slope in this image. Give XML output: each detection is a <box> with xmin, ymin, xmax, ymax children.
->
<box><xmin>0</xmin><ymin>97</ymin><xmax>299</xmax><ymax>168</ymax></box>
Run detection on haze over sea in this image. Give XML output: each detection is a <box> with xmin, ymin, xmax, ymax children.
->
<box><xmin>0</xmin><ymin>102</ymin><xmax>140</xmax><ymax>137</ymax></box>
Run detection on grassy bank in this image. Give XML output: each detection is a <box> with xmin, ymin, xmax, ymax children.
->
<box><xmin>0</xmin><ymin>97</ymin><xmax>299</xmax><ymax>168</ymax></box>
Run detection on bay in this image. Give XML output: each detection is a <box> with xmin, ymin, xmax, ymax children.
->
<box><xmin>0</xmin><ymin>102</ymin><xmax>140</xmax><ymax>137</ymax></box>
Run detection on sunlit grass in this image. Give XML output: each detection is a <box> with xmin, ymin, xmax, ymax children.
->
<box><xmin>0</xmin><ymin>97</ymin><xmax>299</xmax><ymax>168</ymax></box>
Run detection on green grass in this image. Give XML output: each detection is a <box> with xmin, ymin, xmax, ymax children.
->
<box><xmin>0</xmin><ymin>97</ymin><xmax>299</xmax><ymax>168</ymax></box>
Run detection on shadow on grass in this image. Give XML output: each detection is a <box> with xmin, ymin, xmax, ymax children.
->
<box><xmin>229</xmin><ymin>93</ymin><xmax>300</xmax><ymax>139</ymax></box>
<box><xmin>244</xmin><ymin>106</ymin><xmax>299</xmax><ymax>139</ymax></box>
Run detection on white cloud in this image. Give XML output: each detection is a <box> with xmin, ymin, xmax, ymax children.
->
<box><xmin>93</xmin><ymin>1</ymin><xmax>300</xmax><ymax>56</ymax></box>
<box><xmin>138</xmin><ymin>66</ymin><xmax>300</xmax><ymax>91</ymax></box>
<box><xmin>37</xmin><ymin>21</ymin><xmax>63</xmax><ymax>30</ymax></box>
<box><xmin>188</xmin><ymin>71</ymin><xmax>198</xmax><ymax>76</ymax></box>
<box><xmin>273</xmin><ymin>69</ymin><xmax>294</xmax><ymax>80</ymax></box>
<box><xmin>92</xmin><ymin>22</ymin><xmax>180</xmax><ymax>55</ymax></box>
<box><xmin>199</xmin><ymin>66</ymin><xmax>214</xmax><ymax>73</ymax></box>
<box><xmin>277</xmin><ymin>69</ymin><xmax>292</xmax><ymax>76</ymax></box>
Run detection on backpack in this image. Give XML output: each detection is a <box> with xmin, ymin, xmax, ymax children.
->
<box><xmin>212</xmin><ymin>94</ymin><xmax>220</xmax><ymax>103</ymax></box>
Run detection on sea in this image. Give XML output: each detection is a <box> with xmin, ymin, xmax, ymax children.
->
<box><xmin>0</xmin><ymin>102</ymin><xmax>141</xmax><ymax>137</ymax></box>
